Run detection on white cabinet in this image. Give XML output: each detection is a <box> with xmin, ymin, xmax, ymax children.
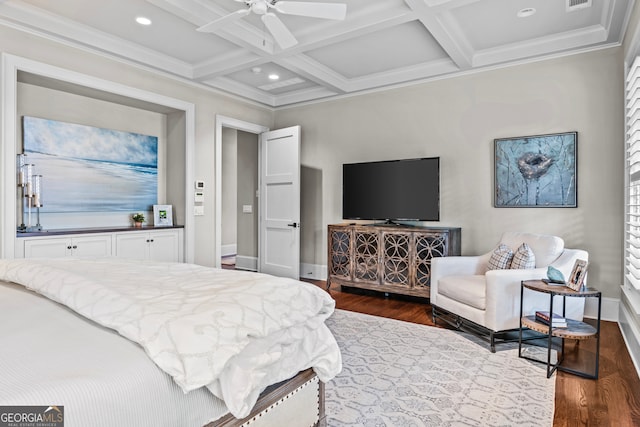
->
<box><xmin>16</xmin><ymin>227</ymin><xmax>183</xmax><ymax>262</ymax></box>
<box><xmin>114</xmin><ymin>229</ymin><xmax>183</xmax><ymax>262</ymax></box>
<box><xmin>22</xmin><ymin>234</ymin><xmax>112</xmax><ymax>258</ymax></box>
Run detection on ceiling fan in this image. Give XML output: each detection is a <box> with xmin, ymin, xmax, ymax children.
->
<box><xmin>196</xmin><ymin>0</ymin><xmax>347</xmax><ymax>49</ymax></box>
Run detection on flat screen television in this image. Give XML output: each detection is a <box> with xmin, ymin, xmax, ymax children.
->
<box><xmin>342</xmin><ymin>157</ymin><xmax>440</xmax><ymax>222</ymax></box>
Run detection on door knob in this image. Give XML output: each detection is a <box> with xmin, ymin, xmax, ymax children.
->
<box><xmin>287</xmin><ymin>222</ymin><xmax>299</xmax><ymax>228</ymax></box>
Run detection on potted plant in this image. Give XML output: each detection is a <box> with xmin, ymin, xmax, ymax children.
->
<box><xmin>132</xmin><ymin>213</ymin><xmax>145</xmax><ymax>228</ymax></box>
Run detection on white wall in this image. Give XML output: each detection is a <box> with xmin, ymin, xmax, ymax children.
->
<box><xmin>275</xmin><ymin>47</ymin><xmax>624</xmax><ymax>300</ymax></box>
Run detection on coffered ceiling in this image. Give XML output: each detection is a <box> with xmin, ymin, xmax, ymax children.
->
<box><xmin>0</xmin><ymin>0</ymin><xmax>633</xmax><ymax>107</ymax></box>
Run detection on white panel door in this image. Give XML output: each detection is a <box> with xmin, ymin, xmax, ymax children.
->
<box><xmin>259</xmin><ymin>126</ymin><xmax>300</xmax><ymax>279</ymax></box>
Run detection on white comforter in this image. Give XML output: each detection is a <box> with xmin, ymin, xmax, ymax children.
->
<box><xmin>0</xmin><ymin>257</ymin><xmax>342</xmax><ymax>418</ymax></box>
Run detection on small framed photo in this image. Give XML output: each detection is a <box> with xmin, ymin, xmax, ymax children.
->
<box><xmin>153</xmin><ymin>204</ymin><xmax>173</xmax><ymax>227</ymax></box>
<box><xmin>567</xmin><ymin>259</ymin><xmax>588</xmax><ymax>291</ymax></box>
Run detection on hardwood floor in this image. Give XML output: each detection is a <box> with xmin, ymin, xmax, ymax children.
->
<box><xmin>308</xmin><ymin>280</ymin><xmax>640</xmax><ymax>427</ymax></box>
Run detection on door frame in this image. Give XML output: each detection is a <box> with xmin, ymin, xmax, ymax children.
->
<box><xmin>215</xmin><ymin>115</ymin><xmax>269</xmax><ymax>268</ymax></box>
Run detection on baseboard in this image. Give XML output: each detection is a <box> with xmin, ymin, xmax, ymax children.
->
<box><xmin>584</xmin><ymin>296</ymin><xmax>619</xmax><ymax>322</ymax></box>
<box><xmin>221</xmin><ymin>244</ymin><xmax>237</xmax><ymax>257</ymax></box>
<box><xmin>300</xmin><ymin>263</ymin><xmax>327</xmax><ymax>281</ymax></box>
<box><xmin>619</xmin><ymin>296</ymin><xmax>640</xmax><ymax>380</ymax></box>
<box><xmin>236</xmin><ymin>255</ymin><xmax>257</xmax><ymax>272</ymax></box>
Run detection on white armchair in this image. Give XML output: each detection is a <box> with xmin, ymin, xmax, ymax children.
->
<box><xmin>430</xmin><ymin>232</ymin><xmax>588</xmax><ymax>352</ymax></box>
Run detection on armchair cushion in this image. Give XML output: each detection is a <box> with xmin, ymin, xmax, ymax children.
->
<box><xmin>487</xmin><ymin>244</ymin><xmax>514</xmax><ymax>270</ymax></box>
<box><xmin>438</xmin><ymin>275</ymin><xmax>486</xmax><ymax>310</ymax></box>
<box><xmin>511</xmin><ymin>243</ymin><xmax>536</xmax><ymax>269</ymax></box>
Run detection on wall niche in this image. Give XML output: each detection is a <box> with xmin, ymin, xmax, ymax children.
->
<box><xmin>2</xmin><ymin>56</ymin><xmax>194</xmax><ymax>261</ymax></box>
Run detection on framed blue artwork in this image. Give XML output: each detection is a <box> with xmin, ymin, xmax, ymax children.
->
<box><xmin>22</xmin><ymin>116</ymin><xmax>158</xmax><ymax>213</ymax></box>
<box><xmin>494</xmin><ymin>132</ymin><xmax>577</xmax><ymax>207</ymax></box>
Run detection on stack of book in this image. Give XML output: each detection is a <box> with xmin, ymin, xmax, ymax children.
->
<box><xmin>535</xmin><ymin>311</ymin><xmax>568</xmax><ymax>328</ymax></box>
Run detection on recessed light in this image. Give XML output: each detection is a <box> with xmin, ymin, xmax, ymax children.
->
<box><xmin>268</xmin><ymin>74</ymin><xmax>280</xmax><ymax>80</ymax></box>
<box><xmin>251</xmin><ymin>67</ymin><xmax>262</xmax><ymax>74</ymax></box>
<box><xmin>517</xmin><ymin>8</ymin><xmax>536</xmax><ymax>18</ymax></box>
<box><xmin>136</xmin><ymin>16</ymin><xmax>152</xmax><ymax>26</ymax></box>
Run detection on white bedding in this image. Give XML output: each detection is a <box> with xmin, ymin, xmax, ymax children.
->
<box><xmin>0</xmin><ymin>281</ymin><xmax>228</xmax><ymax>427</ymax></box>
<box><xmin>0</xmin><ymin>258</ymin><xmax>342</xmax><ymax>419</ymax></box>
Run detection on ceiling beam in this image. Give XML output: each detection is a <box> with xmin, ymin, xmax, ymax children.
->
<box><xmin>404</xmin><ymin>0</ymin><xmax>473</xmax><ymax>70</ymax></box>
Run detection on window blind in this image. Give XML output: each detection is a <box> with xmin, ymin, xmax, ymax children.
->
<box><xmin>626</xmin><ymin>56</ymin><xmax>640</xmax><ymax>290</ymax></box>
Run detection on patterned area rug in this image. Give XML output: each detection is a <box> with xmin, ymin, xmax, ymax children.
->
<box><xmin>325</xmin><ymin>309</ymin><xmax>555</xmax><ymax>427</ymax></box>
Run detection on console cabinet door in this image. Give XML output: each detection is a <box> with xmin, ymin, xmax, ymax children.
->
<box><xmin>115</xmin><ymin>232</ymin><xmax>149</xmax><ymax>260</ymax></box>
<box><xmin>24</xmin><ymin>237</ymin><xmax>71</xmax><ymax>258</ymax></box>
<box><xmin>71</xmin><ymin>234</ymin><xmax>112</xmax><ymax>257</ymax></box>
<box><xmin>328</xmin><ymin>225</ymin><xmax>352</xmax><ymax>286</ymax></box>
<box><xmin>115</xmin><ymin>229</ymin><xmax>183</xmax><ymax>262</ymax></box>
<box><xmin>23</xmin><ymin>235</ymin><xmax>111</xmax><ymax>258</ymax></box>
<box><xmin>147</xmin><ymin>230</ymin><xmax>181</xmax><ymax>262</ymax></box>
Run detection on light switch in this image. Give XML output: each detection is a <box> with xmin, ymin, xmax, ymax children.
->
<box><xmin>242</xmin><ymin>205</ymin><xmax>252</xmax><ymax>213</ymax></box>
<box><xmin>194</xmin><ymin>205</ymin><xmax>204</xmax><ymax>216</ymax></box>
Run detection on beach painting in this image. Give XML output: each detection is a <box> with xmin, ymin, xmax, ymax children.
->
<box><xmin>22</xmin><ymin>116</ymin><xmax>158</xmax><ymax>213</ymax></box>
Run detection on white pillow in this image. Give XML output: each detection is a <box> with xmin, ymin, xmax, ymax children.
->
<box><xmin>487</xmin><ymin>244</ymin><xmax>514</xmax><ymax>270</ymax></box>
<box><xmin>511</xmin><ymin>243</ymin><xmax>536</xmax><ymax>269</ymax></box>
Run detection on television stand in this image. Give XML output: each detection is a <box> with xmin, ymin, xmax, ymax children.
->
<box><xmin>327</xmin><ymin>223</ymin><xmax>461</xmax><ymax>299</ymax></box>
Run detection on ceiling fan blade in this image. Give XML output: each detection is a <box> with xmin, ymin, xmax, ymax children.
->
<box><xmin>273</xmin><ymin>1</ymin><xmax>347</xmax><ymax>20</ymax></box>
<box><xmin>262</xmin><ymin>13</ymin><xmax>298</xmax><ymax>49</ymax></box>
<box><xmin>196</xmin><ymin>8</ymin><xmax>251</xmax><ymax>33</ymax></box>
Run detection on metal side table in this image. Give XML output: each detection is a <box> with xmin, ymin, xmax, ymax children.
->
<box><xmin>518</xmin><ymin>279</ymin><xmax>601</xmax><ymax>379</ymax></box>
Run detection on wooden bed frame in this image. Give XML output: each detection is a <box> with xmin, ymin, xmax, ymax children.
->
<box><xmin>210</xmin><ymin>369</ymin><xmax>326</xmax><ymax>427</ymax></box>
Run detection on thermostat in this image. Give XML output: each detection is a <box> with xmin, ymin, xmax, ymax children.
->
<box><xmin>195</xmin><ymin>180</ymin><xmax>205</xmax><ymax>190</ymax></box>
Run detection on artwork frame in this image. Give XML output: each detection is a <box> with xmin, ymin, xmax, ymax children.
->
<box><xmin>494</xmin><ymin>132</ymin><xmax>577</xmax><ymax>208</ymax></box>
<box><xmin>153</xmin><ymin>204</ymin><xmax>173</xmax><ymax>227</ymax></box>
<box><xmin>567</xmin><ymin>259</ymin><xmax>588</xmax><ymax>291</ymax></box>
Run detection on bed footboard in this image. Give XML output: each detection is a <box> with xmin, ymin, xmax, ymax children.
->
<box><xmin>209</xmin><ymin>369</ymin><xmax>325</xmax><ymax>427</ymax></box>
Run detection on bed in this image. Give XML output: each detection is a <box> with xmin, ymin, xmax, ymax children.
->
<box><xmin>0</xmin><ymin>257</ymin><xmax>342</xmax><ymax>426</ymax></box>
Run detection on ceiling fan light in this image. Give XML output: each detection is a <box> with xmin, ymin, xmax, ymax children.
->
<box><xmin>251</xmin><ymin>1</ymin><xmax>269</xmax><ymax>15</ymax></box>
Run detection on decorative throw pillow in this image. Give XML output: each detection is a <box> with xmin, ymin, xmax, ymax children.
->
<box><xmin>511</xmin><ymin>243</ymin><xmax>536</xmax><ymax>269</ymax></box>
<box><xmin>487</xmin><ymin>244</ymin><xmax>514</xmax><ymax>270</ymax></box>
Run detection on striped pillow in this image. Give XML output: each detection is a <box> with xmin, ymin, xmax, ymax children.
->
<box><xmin>487</xmin><ymin>244</ymin><xmax>514</xmax><ymax>270</ymax></box>
<box><xmin>511</xmin><ymin>243</ymin><xmax>536</xmax><ymax>269</ymax></box>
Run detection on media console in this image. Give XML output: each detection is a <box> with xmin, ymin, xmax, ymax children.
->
<box><xmin>327</xmin><ymin>223</ymin><xmax>461</xmax><ymax>299</ymax></box>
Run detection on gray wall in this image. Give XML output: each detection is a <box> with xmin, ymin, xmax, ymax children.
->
<box><xmin>236</xmin><ymin>130</ymin><xmax>258</xmax><ymax>258</ymax></box>
<box><xmin>275</xmin><ymin>47</ymin><xmax>624</xmax><ymax>299</ymax></box>
<box><xmin>2</xmin><ymin>20</ymin><xmax>627</xmax><ymax>302</ymax></box>
<box><xmin>221</xmin><ymin>127</ymin><xmax>238</xmax><ymax>252</ymax></box>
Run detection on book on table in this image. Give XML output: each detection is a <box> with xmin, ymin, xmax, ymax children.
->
<box><xmin>535</xmin><ymin>311</ymin><xmax>568</xmax><ymax>328</ymax></box>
